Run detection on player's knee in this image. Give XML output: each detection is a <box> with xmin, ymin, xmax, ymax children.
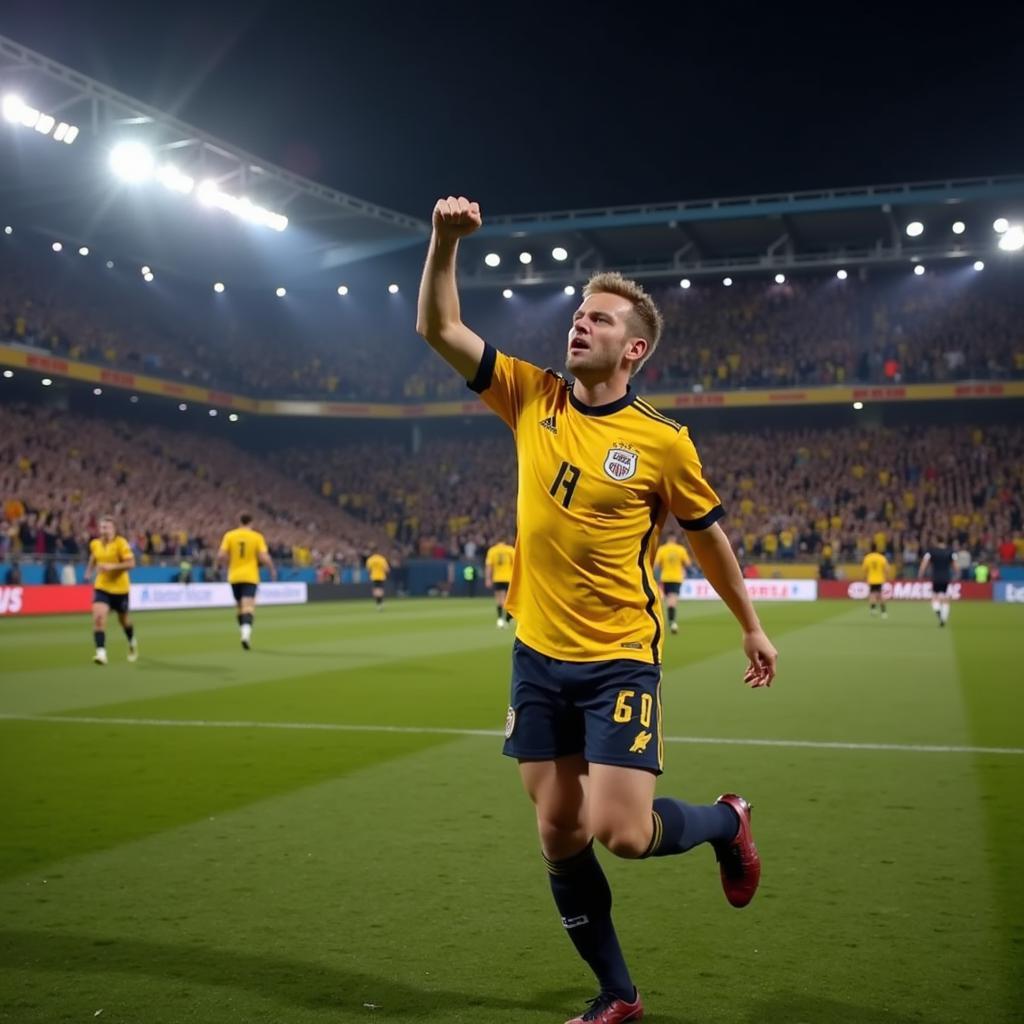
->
<box><xmin>536</xmin><ymin>814</ymin><xmax>587</xmax><ymax>856</ymax></box>
<box><xmin>593</xmin><ymin>821</ymin><xmax>650</xmax><ymax>860</ymax></box>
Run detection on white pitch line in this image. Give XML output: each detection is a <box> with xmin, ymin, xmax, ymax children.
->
<box><xmin>1</xmin><ymin>713</ymin><xmax>1022</xmax><ymax>756</ymax></box>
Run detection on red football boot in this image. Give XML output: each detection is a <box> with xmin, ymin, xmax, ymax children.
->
<box><xmin>714</xmin><ymin>793</ymin><xmax>761</xmax><ymax>908</ymax></box>
<box><xmin>564</xmin><ymin>989</ymin><xmax>644</xmax><ymax>1023</ymax></box>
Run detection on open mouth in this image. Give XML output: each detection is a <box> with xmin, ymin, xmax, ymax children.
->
<box><xmin>569</xmin><ymin>338</ymin><xmax>589</xmax><ymax>353</ymax></box>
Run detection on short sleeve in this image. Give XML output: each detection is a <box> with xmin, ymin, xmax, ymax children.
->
<box><xmin>89</xmin><ymin>539</ymin><xmax>98</xmax><ymax>557</ymax></box>
<box><xmin>218</xmin><ymin>533</ymin><xmax>230</xmax><ymax>554</ymax></box>
<box><xmin>660</xmin><ymin>429</ymin><xmax>724</xmax><ymax>531</ymax></box>
<box><xmin>467</xmin><ymin>345</ymin><xmax>551</xmax><ymax>431</ymax></box>
<box><xmin>257</xmin><ymin>533</ymin><xmax>269</xmax><ymax>554</ymax></box>
<box><xmin>119</xmin><ymin>539</ymin><xmax>134</xmax><ymax>561</ymax></box>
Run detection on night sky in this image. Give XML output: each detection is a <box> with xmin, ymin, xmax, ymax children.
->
<box><xmin>2</xmin><ymin>1</ymin><xmax>1022</xmax><ymax>218</ymax></box>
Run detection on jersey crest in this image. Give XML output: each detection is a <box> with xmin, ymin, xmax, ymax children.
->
<box><xmin>604</xmin><ymin>446</ymin><xmax>638</xmax><ymax>481</ymax></box>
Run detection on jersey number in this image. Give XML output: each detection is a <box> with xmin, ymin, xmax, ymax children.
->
<box><xmin>613</xmin><ymin>690</ymin><xmax>653</xmax><ymax>728</ymax></box>
<box><xmin>238</xmin><ymin>541</ymin><xmax>246</xmax><ymax>557</ymax></box>
<box><xmin>550</xmin><ymin>461</ymin><xmax>581</xmax><ymax>508</ymax></box>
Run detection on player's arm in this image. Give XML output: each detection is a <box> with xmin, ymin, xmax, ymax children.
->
<box><xmin>415</xmin><ymin>196</ymin><xmax>487</xmax><ymax>380</ymax></box>
<box><xmin>686</xmin><ymin>522</ymin><xmax>777</xmax><ymax>688</ymax></box>
<box><xmin>258</xmin><ymin>549</ymin><xmax>277</xmax><ymax>582</ymax></box>
<box><xmin>84</xmin><ymin>550</ymin><xmax>96</xmax><ymax>582</ymax></box>
<box><xmin>917</xmin><ymin>552</ymin><xmax>931</xmax><ymax>579</ymax></box>
<box><xmin>485</xmin><ymin>559</ymin><xmax>494</xmax><ymax>589</ymax></box>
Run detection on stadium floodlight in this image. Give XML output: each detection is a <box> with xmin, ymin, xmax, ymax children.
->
<box><xmin>723</xmin><ymin>277</ymin><xmax>733</xmax><ymax>287</ymax></box>
<box><xmin>998</xmin><ymin>225</ymin><xmax>1024</xmax><ymax>252</ymax></box>
<box><xmin>552</xmin><ymin>247</ymin><xmax>569</xmax><ymax>262</ymax></box>
<box><xmin>774</xmin><ymin>273</ymin><xmax>786</xmax><ymax>284</ymax></box>
<box><xmin>853</xmin><ymin>401</ymin><xmax>864</xmax><ymax>410</ymax></box>
<box><xmin>156</xmin><ymin>163</ymin><xmax>195</xmax><ymax>195</ymax></box>
<box><xmin>178</xmin><ymin>403</ymin><xmax>188</xmax><ymax>411</ymax></box>
<box><xmin>41</xmin><ymin>378</ymin><xmax>52</xmax><ymax>386</ymax></box>
<box><xmin>78</xmin><ymin>246</ymin><xmax>89</xmax><ymax>256</ymax></box>
<box><xmin>905</xmin><ymin>221</ymin><xmax>924</xmax><ymax>238</ymax></box>
<box><xmin>2</xmin><ymin>94</ymin><xmax>26</xmax><ymax>123</ymax></box>
<box><xmin>143</xmin><ymin>272</ymin><xmax>154</xmax><ymax>283</ymax></box>
<box><xmin>275</xmin><ymin>286</ymin><xmax>287</xmax><ymax>297</ymax></box>
<box><xmin>3</xmin><ymin>94</ymin><xmax>79</xmax><ymax>144</ymax></box>
<box><xmin>53</xmin><ymin>122</ymin><xmax>79</xmax><ymax>144</ymax></box>
<box><xmin>2</xmin><ymin>370</ymin><xmax>12</xmax><ymax>378</ymax></box>
<box><xmin>337</xmin><ymin>285</ymin><xmax>349</xmax><ymax>296</ymax></box>
<box><xmin>519</xmin><ymin>252</ymin><xmax>533</xmax><ymax>265</ymax></box>
<box><xmin>836</xmin><ymin>269</ymin><xmax>848</xmax><ymax>280</ymax></box>
<box><xmin>388</xmin><ymin>283</ymin><xmax>400</xmax><ymax>294</ymax></box>
<box><xmin>51</xmin><ymin>242</ymin><xmax>62</xmax><ymax>252</ymax></box>
<box><xmin>130</xmin><ymin>395</ymin><xmax>139</xmax><ymax>403</ymax></box>
<box><xmin>3</xmin><ymin>226</ymin><xmax>12</xmax><ymax>235</ymax></box>
<box><xmin>993</xmin><ymin>217</ymin><xmax>1009</xmax><ymax>234</ymax></box>
<box><xmin>110</xmin><ymin>142</ymin><xmax>155</xmax><ymax>183</ymax></box>
<box><xmin>105</xmin><ymin>260</ymin><xmax>114</xmax><ymax>269</ymax></box>
<box><xmin>952</xmin><ymin>221</ymin><xmax>966</xmax><ymax>235</ymax></box>
<box><xmin>502</xmin><ymin>288</ymin><xmax>514</xmax><ymax>299</ymax></box>
<box><xmin>140</xmin><ymin>265</ymin><xmax>151</xmax><ymax>275</ymax></box>
<box><xmin>229</xmin><ymin>413</ymin><xmax>239</xmax><ymax>422</ymax></box>
<box><xmin>484</xmin><ymin>253</ymin><xmax>501</xmax><ymax>267</ymax></box>
<box><xmin>563</xmin><ymin>285</ymin><xmax>576</xmax><ymax>296</ymax></box>
<box><xmin>93</xmin><ymin>388</ymin><xmax>102</xmax><ymax>396</ymax></box>
<box><xmin>209</xmin><ymin>409</ymin><xmax>218</xmax><ymax>417</ymax></box>
<box><xmin>213</xmin><ymin>282</ymin><xmax>225</xmax><ymax>293</ymax></box>
<box><xmin>680</xmin><ymin>278</ymin><xmax>691</xmax><ymax>289</ymax></box>
<box><xmin>197</xmin><ymin>179</ymin><xmax>288</xmax><ymax>231</ymax></box>
<box><xmin>974</xmin><ymin>260</ymin><xmax>985</xmax><ymax>271</ymax></box>
<box><xmin>913</xmin><ymin>264</ymin><xmax>926</xmax><ymax>276</ymax></box>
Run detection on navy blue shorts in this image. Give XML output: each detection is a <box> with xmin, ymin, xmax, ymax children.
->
<box><xmin>231</xmin><ymin>582</ymin><xmax>258</xmax><ymax>602</ymax></box>
<box><xmin>93</xmin><ymin>589</ymin><xmax>129</xmax><ymax>615</ymax></box>
<box><xmin>502</xmin><ymin>640</ymin><xmax>663</xmax><ymax>774</ymax></box>
<box><xmin>492</xmin><ymin>582</ymin><xmax>510</xmax><ymax>593</ymax></box>
<box><xmin>661</xmin><ymin>582</ymin><xmax>681</xmax><ymax>595</ymax></box>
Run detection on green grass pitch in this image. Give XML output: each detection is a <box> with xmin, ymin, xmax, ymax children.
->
<box><xmin>1</xmin><ymin>598</ymin><xmax>1022</xmax><ymax>1023</ymax></box>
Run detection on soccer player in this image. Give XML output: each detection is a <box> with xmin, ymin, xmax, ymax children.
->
<box><xmin>217</xmin><ymin>514</ymin><xmax>276</xmax><ymax>650</ymax></box>
<box><xmin>366</xmin><ymin>551</ymin><xmax>390</xmax><ymax>609</ymax></box>
<box><xmin>919</xmin><ymin>538</ymin><xmax>956</xmax><ymax>628</ymax></box>
<box><xmin>653</xmin><ymin>531</ymin><xmax>690</xmax><ymax>634</ymax></box>
<box><xmin>861</xmin><ymin>543</ymin><xmax>890</xmax><ymax>619</ymax></box>
<box><xmin>417</xmin><ymin>196</ymin><xmax>778</xmax><ymax>1024</ymax></box>
<box><xmin>85</xmin><ymin>515</ymin><xmax>137</xmax><ymax>665</ymax></box>
<box><xmin>485</xmin><ymin>537</ymin><xmax>516</xmax><ymax>628</ymax></box>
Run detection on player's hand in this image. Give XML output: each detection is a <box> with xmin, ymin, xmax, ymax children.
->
<box><xmin>742</xmin><ymin>628</ymin><xmax>777</xmax><ymax>688</ymax></box>
<box><xmin>97</xmin><ymin>563</ymin><xmax>114</xmax><ymax>573</ymax></box>
<box><xmin>433</xmin><ymin>196</ymin><xmax>482</xmax><ymax>240</ymax></box>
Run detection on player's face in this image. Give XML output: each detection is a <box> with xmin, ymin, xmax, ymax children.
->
<box><xmin>566</xmin><ymin>294</ymin><xmax>648</xmax><ymax>380</ymax></box>
<box><xmin>99</xmin><ymin>520</ymin><xmax>115</xmax><ymax>542</ymax></box>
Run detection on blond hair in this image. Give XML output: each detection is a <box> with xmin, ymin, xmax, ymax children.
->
<box><xmin>583</xmin><ymin>272</ymin><xmax>664</xmax><ymax>375</ymax></box>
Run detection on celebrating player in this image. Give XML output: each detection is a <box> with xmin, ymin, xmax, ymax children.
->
<box><xmin>919</xmin><ymin>537</ymin><xmax>957</xmax><ymax>627</ymax></box>
<box><xmin>485</xmin><ymin>536</ymin><xmax>516</xmax><ymax>628</ymax></box>
<box><xmin>217</xmin><ymin>514</ymin><xmax>276</xmax><ymax>650</ymax></box>
<box><xmin>861</xmin><ymin>543</ymin><xmax>891</xmax><ymax>619</ymax></box>
<box><xmin>85</xmin><ymin>515</ymin><xmax>137</xmax><ymax>665</ymax></box>
<box><xmin>366</xmin><ymin>551</ymin><xmax>390</xmax><ymax>609</ymax></box>
<box><xmin>417</xmin><ymin>196</ymin><xmax>777</xmax><ymax>1024</ymax></box>
<box><xmin>653</xmin><ymin>531</ymin><xmax>690</xmax><ymax>634</ymax></box>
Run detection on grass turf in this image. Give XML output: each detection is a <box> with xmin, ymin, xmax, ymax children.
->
<box><xmin>1</xmin><ymin>598</ymin><xmax>1021</xmax><ymax>1023</ymax></box>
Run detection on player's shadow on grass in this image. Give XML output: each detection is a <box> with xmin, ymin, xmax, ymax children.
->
<box><xmin>1</xmin><ymin>928</ymin><xmax>688</xmax><ymax>1020</ymax></box>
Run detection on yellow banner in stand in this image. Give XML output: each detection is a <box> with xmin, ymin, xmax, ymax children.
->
<box><xmin>2</xmin><ymin>343</ymin><xmax>1021</xmax><ymax>419</ymax></box>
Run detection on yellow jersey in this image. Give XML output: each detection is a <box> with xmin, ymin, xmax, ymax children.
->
<box><xmin>366</xmin><ymin>554</ymin><xmax>390</xmax><ymax>582</ymax></box>
<box><xmin>470</xmin><ymin>347</ymin><xmax>722</xmax><ymax>664</ymax></box>
<box><xmin>862</xmin><ymin>551</ymin><xmax>889</xmax><ymax>585</ymax></box>
<box><xmin>89</xmin><ymin>535</ymin><xmax>134</xmax><ymax>594</ymax></box>
<box><xmin>219</xmin><ymin>527</ymin><xmax>268</xmax><ymax>585</ymax></box>
<box><xmin>485</xmin><ymin>543</ymin><xmax>516</xmax><ymax>584</ymax></box>
<box><xmin>654</xmin><ymin>541</ymin><xmax>691</xmax><ymax>584</ymax></box>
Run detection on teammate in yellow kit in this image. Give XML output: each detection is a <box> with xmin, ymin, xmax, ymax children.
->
<box><xmin>85</xmin><ymin>516</ymin><xmax>137</xmax><ymax>665</ymax></box>
<box><xmin>417</xmin><ymin>195</ymin><xmax>777</xmax><ymax>1024</ymax></box>
<box><xmin>217</xmin><ymin>513</ymin><xmax>276</xmax><ymax>650</ymax></box>
<box><xmin>653</xmin><ymin>532</ymin><xmax>691</xmax><ymax>634</ymax></box>
<box><xmin>861</xmin><ymin>544</ymin><xmax>891</xmax><ymax>619</ymax></box>
<box><xmin>366</xmin><ymin>552</ymin><xmax>390</xmax><ymax>609</ymax></box>
<box><xmin>485</xmin><ymin>537</ymin><xmax>516</xmax><ymax>628</ymax></box>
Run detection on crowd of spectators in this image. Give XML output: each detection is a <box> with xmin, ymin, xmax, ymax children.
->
<box><xmin>3</xmin><ymin>238</ymin><xmax>1022</xmax><ymax>403</ymax></box>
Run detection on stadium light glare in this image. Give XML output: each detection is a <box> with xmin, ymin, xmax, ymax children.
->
<box><xmin>34</xmin><ymin>113</ymin><xmax>55</xmax><ymax>135</ymax></box>
<box><xmin>143</xmin><ymin>272</ymin><xmax>155</xmax><ymax>283</ymax></box>
<box><xmin>552</xmin><ymin>246</ymin><xmax>569</xmax><ymax>261</ymax></box>
<box><xmin>229</xmin><ymin>413</ymin><xmax>239</xmax><ymax>422</ymax></box>
<box><xmin>973</xmin><ymin>260</ymin><xmax>985</xmax><ymax>271</ymax></box>
<box><xmin>680</xmin><ymin>278</ymin><xmax>691</xmax><ymax>289</ymax></box>
<box><xmin>51</xmin><ymin>242</ymin><xmax>62</xmax><ymax>252</ymax></box>
<box><xmin>2</xmin><ymin>93</ymin><xmax>25</xmax><ymax>122</ymax></box>
<box><xmin>853</xmin><ymin>401</ymin><xmax>864</xmax><ymax>410</ymax></box>
<box><xmin>388</xmin><ymin>283</ymin><xmax>400</xmax><ymax>294</ymax></box>
<box><xmin>563</xmin><ymin>285</ymin><xmax>576</xmax><ymax>296</ymax></box>
<box><xmin>197</xmin><ymin>179</ymin><xmax>287</xmax><ymax>231</ymax></box>
<box><xmin>913</xmin><ymin>264</ymin><xmax>926</xmax><ymax>276</ymax></box>
<box><xmin>110</xmin><ymin>142</ymin><xmax>155</xmax><ymax>183</ymax></box>
<box><xmin>209</xmin><ymin>409</ymin><xmax>218</xmax><ymax>417</ymax></box>
<box><xmin>3</xmin><ymin>226</ymin><xmax>12</xmax><ymax>235</ymax></box>
<box><xmin>41</xmin><ymin>378</ymin><xmax>52</xmax><ymax>386</ymax></box>
<box><xmin>723</xmin><ymin>277</ymin><xmax>733</xmax><ymax>287</ymax></box>
<box><xmin>502</xmin><ymin>288</ymin><xmax>514</xmax><ymax>299</ymax></box>
<box><xmin>105</xmin><ymin>260</ymin><xmax>114</xmax><ymax>269</ymax></box>
<box><xmin>905</xmin><ymin>221</ymin><xmax>924</xmax><ymax>237</ymax></box>
<box><xmin>156</xmin><ymin>163</ymin><xmax>195</xmax><ymax>195</ymax></box>
<box><xmin>519</xmin><ymin>252</ymin><xmax>533</xmax><ymax>265</ymax></box>
<box><xmin>140</xmin><ymin>265</ymin><xmax>151</xmax><ymax>275</ymax></box>
<box><xmin>2</xmin><ymin>369</ymin><xmax>12</xmax><ymax>378</ymax></box>
<box><xmin>993</xmin><ymin>217</ymin><xmax>1009</xmax><ymax>234</ymax></box>
<box><xmin>952</xmin><ymin>221</ymin><xmax>966</xmax><ymax>235</ymax></box>
<box><xmin>275</xmin><ymin>286</ymin><xmax>286</xmax><ymax>297</ymax></box>
<box><xmin>93</xmin><ymin>388</ymin><xmax>102</xmax><ymax>396</ymax></box>
<box><xmin>484</xmin><ymin>253</ymin><xmax>501</xmax><ymax>267</ymax></box>
<box><xmin>130</xmin><ymin>395</ymin><xmax>139</xmax><ymax>403</ymax></box>
<box><xmin>2</xmin><ymin>94</ymin><xmax>78</xmax><ymax>144</ymax></box>
<box><xmin>213</xmin><ymin>282</ymin><xmax>225</xmax><ymax>293</ymax></box>
<box><xmin>836</xmin><ymin>269</ymin><xmax>848</xmax><ymax>280</ymax></box>
<box><xmin>178</xmin><ymin>403</ymin><xmax>188</xmax><ymax>412</ymax></box>
<box><xmin>337</xmin><ymin>285</ymin><xmax>349</xmax><ymax>296</ymax></box>
<box><xmin>78</xmin><ymin>246</ymin><xmax>89</xmax><ymax>256</ymax></box>
<box><xmin>998</xmin><ymin>225</ymin><xmax>1024</xmax><ymax>252</ymax></box>
<box><xmin>774</xmin><ymin>273</ymin><xmax>786</xmax><ymax>284</ymax></box>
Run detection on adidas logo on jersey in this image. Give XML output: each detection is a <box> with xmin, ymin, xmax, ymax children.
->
<box><xmin>540</xmin><ymin>416</ymin><xmax>557</xmax><ymax>434</ymax></box>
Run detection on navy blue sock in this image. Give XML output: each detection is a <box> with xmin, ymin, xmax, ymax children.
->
<box><xmin>124</xmin><ymin>625</ymin><xmax>135</xmax><ymax>642</ymax></box>
<box><xmin>643</xmin><ymin>798</ymin><xmax>738</xmax><ymax>857</ymax></box>
<box><xmin>667</xmin><ymin>605</ymin><xmax>676</xmax><ymax>623</ymax></box>
<box><xmin>545</xmin><ymin>843</ymin><xmax>634</xmax><ymax>1002</ymax></box>
<box><xmin>93</xmin><ymin>630</ymin><xmax>105</xmax><ymax>649</ymax></box>
<box><xmin>240</xmin><ymin>613</ymin><xmax>254</xmax><ymax>626</ymax></box>
<box><xmin>236</xmin><ymin>613</ymin><xmax>243</xmax><ymax>626</ymax></box>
